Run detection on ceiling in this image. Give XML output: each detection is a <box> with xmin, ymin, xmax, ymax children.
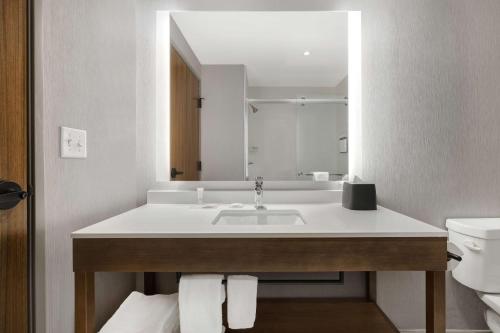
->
<box><xmin>171</xmin><ymin>11</ymin><xmax>348</xmax><ymax>87</ymax></box>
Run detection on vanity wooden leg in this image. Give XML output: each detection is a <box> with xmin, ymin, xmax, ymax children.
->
<box><xmin>426</xmin><ymin>271</ymin><xmax>445</xmax><ymax>333</ymax></box>
<box><xmin>75</xmin><ymin>272</ymin><xmax>95</xmax><ymax>333</ymax></box>
<box><xmin>144</xmin><ymin>272</ymin><xmax>156</xmax><ymax>295</ymax></box>
<box><xmin>367</xmin><ymin>272</ymin><xmax>377</xmax><ymax>301</ymax></box>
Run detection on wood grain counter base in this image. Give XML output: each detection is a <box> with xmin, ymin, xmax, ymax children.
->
<box><xmin>73</xmin><ymin>237</ymin><xmax>447</xmax><ymax>272</ymax></box>
<box><xmin>73</xmin><ymin>237</ymin><xmax>447</xmax><ymax>333</ymax></box>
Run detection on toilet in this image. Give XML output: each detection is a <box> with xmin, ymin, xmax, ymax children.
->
<box><xmin>447</xmin><ymin>218</ymin><xmax>500</xmax><ymax>333</ymax></box>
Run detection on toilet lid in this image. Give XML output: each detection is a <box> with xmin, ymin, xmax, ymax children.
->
<box><xmin>447</xmin><ymin>218</ymin><xmax>500</xmax><ymax>239</ymax></box>
<box><xmin>479</xmin><ymin>292</ymin><xmax>500</xmax><ymax>315</ymax></box>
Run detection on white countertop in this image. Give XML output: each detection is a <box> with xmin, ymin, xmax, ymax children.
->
<box><xmin>71</xmin><ymin>203</ymin><xmax>447</xmax><ymax>239</ymax></box>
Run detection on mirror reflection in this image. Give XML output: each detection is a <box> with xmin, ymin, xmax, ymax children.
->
<box><xmin>169</xmin><ymin>11</ymin><xmax>348</xmax><ymax>181</ymax></box>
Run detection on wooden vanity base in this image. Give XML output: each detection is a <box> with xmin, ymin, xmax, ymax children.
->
<box><xmin>73</xmin><ymin>237</ymin><xmax>446</xmax><ymax>272</ymax></box>
<box><xmin>73</xmin><ymin>236</ymin><xmax>447</xmax><ymax>333</ymax></box>
<box><xmin>226</xmin><ymin>298</ymin><xmax>398</xmax><ymax>333</ymax></box>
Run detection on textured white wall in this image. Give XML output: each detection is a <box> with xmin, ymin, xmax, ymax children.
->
<box><xmin>136</xmin><ymin>1</ymin><xmax>500</xmax><ymax>330</ymax></box>
<box><xmin>358</xmin><ymin>1</ymin><xmax>500</xmax><ymax>330</ymax></box>
<box><xmin>35</xmin><ymin>0</ymin><xmax>138</xmax><ymax>332</ymax></box>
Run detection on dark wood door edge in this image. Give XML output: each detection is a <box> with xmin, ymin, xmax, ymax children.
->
<box><xmin>27</xmin><ymin>0</ymin><xmax>35</xmax><ymax>332</ymax></box>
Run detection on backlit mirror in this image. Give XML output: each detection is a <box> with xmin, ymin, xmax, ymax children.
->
<box><xmin>166</xmin><ymin>11</ymin><xmax>349</xmax><ymax>181</ymax></box>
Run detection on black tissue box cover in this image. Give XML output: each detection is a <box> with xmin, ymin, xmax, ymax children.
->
<box><xmin>342</xmin><ymin>182</ymin><xmax>377</xmax><ymax>210</ymax></box>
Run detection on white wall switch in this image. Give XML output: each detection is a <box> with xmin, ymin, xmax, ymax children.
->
<box><xmin>60</xmin><ymin>126</ymin><xmax>87</xmax><ymax>159</ymax></box>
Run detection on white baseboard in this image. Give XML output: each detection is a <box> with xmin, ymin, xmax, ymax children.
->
<box><xmin>399</xmin><ymin>329</ymin><xmax>491</xmax><ymax>333</ymax></box>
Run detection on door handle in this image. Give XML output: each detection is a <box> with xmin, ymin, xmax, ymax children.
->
<box><xmin>170</xmin><ymin>168</ymin><xmax>184</xmax><ymax>179</ymax></box>
<box><xmin>0</xmin><ymin>180</ymin><xmax>31</xmax><ymax>210</ymax></box>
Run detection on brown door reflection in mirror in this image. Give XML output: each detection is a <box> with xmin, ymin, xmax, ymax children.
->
<box><xmin>170</xmin><ymin>46</ymin><xmax>200</xmax><ymax>180</ymax></box>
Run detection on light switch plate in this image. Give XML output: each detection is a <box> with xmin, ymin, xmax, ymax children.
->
<box><xmin>60</xmin><ymin>126</ymin><xmax>87</xmax><ymax>158</ymax></box>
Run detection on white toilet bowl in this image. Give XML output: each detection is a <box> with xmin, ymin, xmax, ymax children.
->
<box><xmin>478</xmin><ymin>292</ymin><xmax>500</xmax><ymax>333</ymax></box>
<box><xmin>447</xmin><ymin>218</ymin><xmax>500</xmax><ymax>333</ymax></box>
<box><xmin>485</xmin><ymin>309</ymin><xmax>500</xmax><ymax>333</ymax></box>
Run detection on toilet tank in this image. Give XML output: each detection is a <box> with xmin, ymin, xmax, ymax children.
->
<box><xmin>447</xmin><ymin>218</ymin><xmax>500</xmax><ymax>293</ymax></box>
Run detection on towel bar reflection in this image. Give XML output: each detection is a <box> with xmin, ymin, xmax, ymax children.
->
<box><xmin>246</xmin><ymin>97</ymin><xmax>348</xmax><ymax>106</ymax></box>
<box><xmin>297</xmin><ymin>172</ymin><xmax>345</xmax><ymax>177</ymax></box>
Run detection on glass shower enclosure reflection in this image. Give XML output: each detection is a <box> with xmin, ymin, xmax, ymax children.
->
<box><xmin>247</xmin><ymin>97</ymin><xmax>348</xmax><ymax>181</ymax></box>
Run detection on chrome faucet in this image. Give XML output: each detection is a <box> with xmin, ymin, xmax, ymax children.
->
<box><xmin>254</xmin><ymin>176</ymin><xmax>265</xmax><ymax>209</ymax></box>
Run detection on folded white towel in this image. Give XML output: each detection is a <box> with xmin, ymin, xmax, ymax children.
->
<box><xmin>179</xmin><ymin>274</ymin><xmax>225</xmax><ymax>333</ymax></box>
<box><xmin>99</xmin><ymin>291</ymin><xmax>179</xmax><ymax>333</ymax></box>
<box><xmin>312</xmin><ymin>172</ymin><xmax>329</xmax><ymax>182</ymax></box>
<box><xmin>227</xmin><ymin>275</ymin><xmax>258</xmax><ymax>329</ymax></box>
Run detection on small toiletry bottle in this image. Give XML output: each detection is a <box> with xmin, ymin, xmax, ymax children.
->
<box><xmin>197</xmin><ymin>187</ymin><xmax>204</xmax><ymax>205</ymax></box>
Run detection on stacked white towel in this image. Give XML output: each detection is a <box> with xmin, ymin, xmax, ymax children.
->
<box><xmin>312</xmin><ymin>172</ymin><xmax>329</xmax><ymax>182</ymax></box>
<box><xmin>99</xmin><ymin>291</ymin><xmax>179</xmax><ymax>333</ymax></box>
<box><xmin>179</xmin><ymin>274</ymin><xmax>225</xmax><ymax>333</ymax></box>
<box><xmin>227</xmin><ymin>275</ymin><xmax>258</xmax><ymax>329</ymax></box>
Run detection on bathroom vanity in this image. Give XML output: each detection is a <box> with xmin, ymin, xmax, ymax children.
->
<box><xmin>70</xmin><ymin>10</ymin><xmax>448</xmax><ymax>332</ymax></box>
<box><xmin>72</xmin><ymin>190</ymin><xmax>447</xmax><ymax>333</ymax></box>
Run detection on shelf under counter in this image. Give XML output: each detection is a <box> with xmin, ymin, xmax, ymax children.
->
<box><xmin>225</xmin><ymin>298</ymin><xmax>398</xmax><ymax>333</ymax></box>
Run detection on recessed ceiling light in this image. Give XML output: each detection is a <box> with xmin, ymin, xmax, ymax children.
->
<box><xmin>303</xmin><ymin>51</ymin><xmax>310</xmax><ymax>56</ymax></box>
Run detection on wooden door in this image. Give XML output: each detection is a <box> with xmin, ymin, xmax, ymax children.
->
<box><xmin>0</xmin><ymin>0</ymin><xmax>30</xmax><ymax>332</ymax></box>
<box><xmin>170</xmin><ymin>46</ymin><xmax>200</xmax><ymax>181</ymax></box>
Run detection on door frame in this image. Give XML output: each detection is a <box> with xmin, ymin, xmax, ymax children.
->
<box><xmin>28</xmin><ymin>0</ymin><xmax>35</xmax><ymax>331</ymax></box>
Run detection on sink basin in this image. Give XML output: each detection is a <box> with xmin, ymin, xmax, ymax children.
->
<box><xmin>212</xmin><ymin>209</ymin><xmax>306</xmax><ymax>226</ymax></box>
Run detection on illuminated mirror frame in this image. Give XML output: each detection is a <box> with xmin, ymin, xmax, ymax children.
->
<box><xmin>155</xmin><ymin>11</ymin><xmax>362</xmax><ymax>184</ymax></box>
